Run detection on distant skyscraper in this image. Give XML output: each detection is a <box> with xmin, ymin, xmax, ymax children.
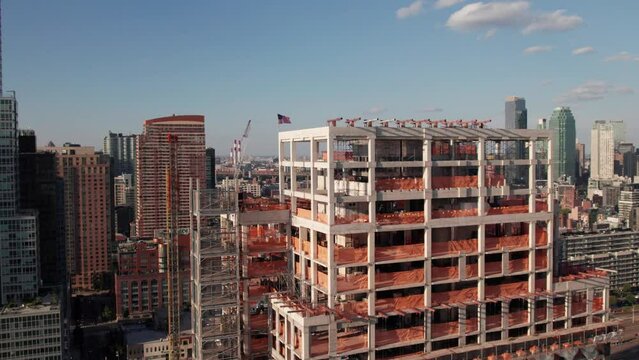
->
<box><xmin>609</xmin><ymin>120</ymin><xmax>625</xmax><ymax>149</ymax></box>
<box><xmin>549</xmin><ymin>107</ymin><xmax>576</xmax><ymax>181</ymax></box>
<box><xmin>104</xmin><ymin>132</ymin><xmax>137</xmax><ymax>179</ymax></box>
<box><xmin>135</xmin><ymin>115</ymin><xmax>206</xmax><ymax>239</ymax></box>
<box><xmin>619</xmin><ymin>143</ymin><xmax>636</xmax><ymax>178</ymax></box>
<box><xmin>205</xmin><ymin>147</ymin><xmax>216</xmax><ymax>189</ymax></box>
<box><xmin>576</xmin><ymin>140</ymin><xmax>585</xmax><ymax>178</ymax></box>
<box><xmin>505</xmin><ymin>96</ymin><xmax>527</xmax><ymax>183</ymax></box>
<box><xmin>19</xmin><ymin>130</ymin><xmax>66</xmax><ymax>289</ymax></box>
<box><xmin>114</xmin><ymin>174</ymin><xmax>135</xmax><ymax>207</ymax></box>
<box><xmin>591</xmin><ymin>121</ymin><xmax>615</xmax><ymax>180</ymax></box>
<box><xmin>45</xmin><ymin>144</ymin><xmax>112</xmax><ymax>291</ymax></box>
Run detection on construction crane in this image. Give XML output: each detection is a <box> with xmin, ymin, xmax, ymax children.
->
<box><xmin>165</xmin><ymin>134</ymin><xmax>181</xmax><ymax>360</ymax></box>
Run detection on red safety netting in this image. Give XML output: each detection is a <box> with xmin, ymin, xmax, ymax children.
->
<box><xmin>536</xmin><ymin>200</ymin><xmax>549</xmax><ymax>212</ymax></box>
<box><xmin>376</xmin><ymin>294</ymin><xmax>425</xmax><ymax>316</ymax></box>
<box><xmin>376</xmin><ymin>178</ymin><xmax>424</xmax><ymax>192</ymax></box>
<box><xmin>317</xmin><ymin>271</ymin><xmax>329</xmax><ymax>289</ymax></box>
<box><xmin>317</xmin><ymin>244</ymin><xmax>328</xmax><ymax>263</ymax></box>
<box><xmin>432</xmin><ymin>176</ymin><xmax>478</xmax><ymax>189</ymax></box>
<box><xmin>296</xmin><ymin>208</ymin><xmax>312</xmax><ymax>219</ymax></box>
<box><xmin>431</xmin><ymin>143</ymin><xmax>478</xmax><ymax>158</ymax></box>
<box><xmin>337</xmin><ymin>273</ymin><xmax>368</xmax><ymax>292</ymax></box>
<box><xmin>250</xmin><ymin>313</ymin><xmax>268</xmax><ymax>331</ymax></box>
<box><xmin>486</xmin><ymin>174</ymin><xmax>506</xmax><ymax>187</ymax></box>
<box><xmin>487</xmin><ymin>205</ymin><xmax>528</xmax><ymax>215</ymax></box>
<box><xmin>485</xmin><ymin>234</ymin><xmax>529</xmax><ymax>251</ymax></box>
<box><xmin>593</xmin><ymin>297</ymin><xmax>604</xmax><ymax>312</ymax></box>
<box><xmin>508</xmin><ymin>258</ymin><xmax>529</xmax><ymax>273</ymax></box>
<box><xmin>376</xmin><ymin>326</ymin><xmax>425</xmax><ymax>347</ymax></box>
<box><xmin>336</xmin><ymin>246</ymin><xmax>368</xmax><ymax>265</ymax></box>
<box><xmin>431</xmin><ymin>266</ymin><xmax>459</xmax><ymax>282</ymax></box>
<box><xmin>377</xmin><ymin>211</ymin><xmax>424</xmax><ymax>225</ymax></box>
<box><xmin>376</xmin><ymin>243</ymin><xmax>424</xmax><ymax>262</ymax></box>
<box><xmin>432</xmin><ymin>208</ymin><xmax>478</xmax><ymax>219</ymax></box>
<box><xmin>242</xmin><ymin>202</ymin><xmax>289</xmax><ymax>212</ymax></box>
<box><xmin>431</xmin><ymin>321</ymin><xmax>459</xmax><ymax>338</ymax></box>
<box><xmin>508</xmin><ymin>310</ymin><xmax>528</xmax><ymax>326</ymax></box>
<box><xmin>485</xmin><ymin>261</ymin><xmax>502</xmax><ymax>275</ymax></box>
<box><xmin>310</xmin><ymin>330</ymin><xmax>368</xmax><ymax>357</ymax></box>
<box><xmin>485</xmin><ymin>281</ymin><xmax>528</xmax><ymax>299</ymax></box>
<box><xmin>432</xmin><ymin>239</ymin><xmax>478</xmax><ymax>256</ymax></box>
<box><xmin>251</xmin><ymin>337</ymin><xmax>268</xmax><ymax>354</ymax></box>
<box><xmin>247</xmin><ymin>235</ymin><xmax>287</xmax><ymax>253</ymax></box>
<box><xmin>247</xmin><ymin>260</ymin><xmax>287</xmax><ymax>278</ymax></box>
<box><xmin>333</xmin><ymin>213</ymin><xmax>369</xmax><ymax>225</ymax></box>
<box><xmin>557</xmin><ymin>269</ymin><xmax>607</xmax><ymax>282</ymax></box>
<box><xmin>535</xmin><ymin>252</ymin><xmax>548</xmax><ymax>269</ymax></box>
<box><xmin>431</xmin><ymin>288</ymin><xmax>477</xmax><ymax>306</ymax></box>
<box><xmin>553</xmin><ymin>304</ymin><xmax>566</xmax><ymax>319</ymax></box>
<box><xmin>486</xmin><ymin>314</ymin><xmax>502</xmax><ymax>329</ymax></box>
<box><xmin>321</xmin><ymin>150</ymin><xmax>354</xmax><ymax>161</ymax></box>
<box><xmin>571</xmin><ymin>301</ymin><xmax>587</xmax><ymax>316</ymax></box>
<box><xmin>535</xmin><ymin>309</ymin><xmax>547</xmax><ymax>322</ymax></box>
<box><xmin>376</xmin><ymin>269</ymin><xmax>424</xmax><ymax>289</ymax></box>
<box><xmin>536</xmin><ymin>229</ymin><xmax>549</xmax><ymax>246</ymax></box>
<box><xmin>465</xmin><ymin>318</ymin><xmax>479</xmax><ymax>333</ymax></box>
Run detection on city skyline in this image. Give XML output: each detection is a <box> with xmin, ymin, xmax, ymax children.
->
<box><xmin>2</xmin><ymin>0</ymin><xmax>638</xmax><ymax>155</ymax></box>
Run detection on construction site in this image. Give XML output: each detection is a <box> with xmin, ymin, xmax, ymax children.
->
<box><xmin>189</xmin><ymin>118</ymin><xmax>616</xmax><ymax>360</ymax></box>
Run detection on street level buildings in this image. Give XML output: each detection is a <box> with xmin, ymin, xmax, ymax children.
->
<box><xmin>135</xmin><ymin>115</ymin><xmax>205</xmax><ymax>239</ymax></box>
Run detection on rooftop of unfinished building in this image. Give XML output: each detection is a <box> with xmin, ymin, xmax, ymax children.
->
<box><xmin>278</xmin><ymin>118</ymin><xmax>552</xmax><ymax>140</ymax></box>
<box><xmin>144</xmin><ymin>114</ymin><xmax>204</xmax><ymax>125</ymax></box>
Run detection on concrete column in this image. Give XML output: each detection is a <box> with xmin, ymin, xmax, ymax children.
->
<box><xmin>459</xmin><ymin>307</ymin><xmax>466</xmax><ymax>346</ymax></box>
<box><xmin>328</xmin><ymin>313</ymin><xmax>337</xmax><ymax>357</ymax></box>
<box><xmin>367</xmin><ymin>230</ymin><xmax>376</xmax><ymax>356</ymax></box>
<box><xmin>311</xmin><ymin>230</ymin><xmax>318</xmax><ymax>304</ymax></box>
<box><xmin>478</xmin><ymin>224</ymin><xmax>486</xmax><ymax>343</ymax></box>
<box><xmin>565</xmin><ymin>292</ymin><xmax>572</xmax><ymax>328</ymax></box>
<box><xmin>424</xmin><ymin>139</ymin><xmax>432</xmax><ymax>222</ymax></box>
<box><xmin>278</xmin><ymin>139</ymin><xmax>285</xmax><ymax>203</ymax></box>
<box><xmin>290</xmin><ymin>141</ymin><xmax>297</xmax><ymax>213</ymax></box>
<box><xmin>303</xmin><ymin>326</ymin><xmax>311</xmax><ymax>359</ymax></box>
<box><xmin>311</xmin><ymin>137</ymin><xmax>317</xmax><ymax>207</ymax></box>
<box><xmin>603</xmin><ymin>286</ymin><xmax>610</xmax><ymax>322</ymax></box>
<box><xmin>327</xmin><ymin>234</ymin><xmax>336</xmax><ymax>308</ymax></box>
<box><xmin>478</xmin><ymin>138</ymin><xmax>486</xmax><ymax>215</ymax></box>
<box><xmin>586</xmin><ymin>288</ymin><xmax>594</xmax><ymax>325</ymax></box>
<box><xmin>502</xmin><ymin>301</ymin><xmax>509</xmax><ymax>339</ymax></box>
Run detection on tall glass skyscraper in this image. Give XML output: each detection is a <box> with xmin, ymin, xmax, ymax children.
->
<box><xmin>549</xmin><ymin>107</ymin><xmax>576</xmax><ymax>181</ymax></box>
<box><xmin>505</xmin><ymin>96</ymin><xmax>527</xmax><ymax>183</ymax></box>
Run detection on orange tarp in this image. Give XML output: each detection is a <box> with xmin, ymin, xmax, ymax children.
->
<box><xmin>376</xmin><ymin>294</ymin><xmax>425</xmax><ymax>315</ymax></box>
<box><xmin>432</xmin><ymin>288</ymin><xmax>477</xmax><ymax>306</ymax></box>
<box><xmin>251</xmin><ymin>337</ymin><xmax>268</xmax><ymax>354</ymax></box>
<box><xmin>488</xmin><ymin>205</ymin><xmax>528</xmax><ymax>215</ymax></box>
<box><xmin>535</xmin><ymin>309</ymin><xmax>547</xmax><ymax>322</ymax></box>
<box><xmin>485</xmin><ymin>281</ymin><xmax>528</xmax><ymax>299</ymax></box>
<box><xmin>248</xmin><ymin>260</ymin><xmax>287</xmax><ymax>278</ymax></box>
<box><xmin>310</xmin><ymin>330</ymin><xmax>368</xmax><ymax>357</ymax></box>
<box><xmin>431</xmin><ymin>321</ymin><xmax>459</xmax><ymax>338</ymax></box>
<box><xmin>376</xmin><ymin>269</ymin><xmax>424</xmax><ymax>289</ymax></box>
<box><xmin>485</xmin><ymin>234</ymin><xmax>528</xmax><ymax>251</ymax></box>
<box><xmin>292</xmin><ymin>236</ymin><xmax>301</xmax><ymax>252</ymax></box>
<box><xmin>508</xmin><ymin>310</ymin><xmax>528</xmax><ymax>326</ymax></box>
<box><xmin>293</xmin><ymin>262</ymin><xmax>309</xmax><ymax>280</ymax></box>
<box><xmin>376</xmin><ymin>178</ymin><xmax>424</xmax><ymax>192</ymax></box>
<box><xmin>317</xmin><ymin>244</ymin><xmax>327</xmax><ymax>262</ymax></box>
<box><xmin>432</xmin><ymin>208</ymin><xmax>478</xmax><ymax>219</ymax></box>
<box><xmin>333</xmin><ymin>213</ymin><xmax>369</xmax><ymax>225</ymax></box>
<box><xmin>377</xmin><ymin>211</ymin><xmax>424</xmax><ymax>225</ymax></box>
<box><xmin>431</xmin><ymin>239</ymin><xmax>477</xmax><ymax>256</ymax></box>
<box><xmin>486</xmin><ymin>314</ymin><xmax>502</xmax><ymax>329</ymax></box>
<box><xmin>432</xmin><ymin>176</ymin><xmax>478</xmax><ymax>189</ymax></box>
<box><xmin>466</xmin><ymin>261</ymin><xmax>501</xmax><ymax>277</ymax></box>
<box><xmin>553</xmin><ymin>304</ymin><xmax>565</xmax><ymax>319</ymax></box>
<box><xmin>536</xmin><ymin>230</ymin><xmax>548</xmax><ymax>246</ymax></box>
<box><xmin>431</xmin><ymin>266</ymin><xmax>459</xmax><ymax>282</ymax></box>
<box><xmin>337</xmin><ymin>273</ymin><xmax>368</xmax><ymax>292</ymax></box>
<box><xmin>376</xmin><ymin>326</ymin><xmax>425</xmax><ymax>347</ymax></box>
<box><xmin>250</xmin><ymin>313</ymin><xmax>268</xmax><ymax>331</ymax></box>
<box><xmin>508</xmin><ymin>258</ymin><xmax>529</xmax><ymax>273</ymax></box>
<box><xmin>535</xmin><ymin>253</ymin><xmax>548</xmax><ymax>269</ymax></box>
<box><xmin>376</xmin><ymin>243</ymin><xmax>424</xmax><ymax>262</ymax></box>
<box><xmin>336</xmin><ymin>246</ymin><xmax>368</xmax><ymax>265</ymax></box>
<box><xmin>571</xmin><ymin>301</ymin><xmax>587</xmax><ymax>316</ymax></box>
<box><xmin>296</xmin><ymin>208</ymin><xmax>312</xmax><ymax>219</ymax></box>
<box><xmin>536</xmin><ymin>201</ymin><xmax>549</xmax><ymax>212</ymax></box>
<box><xmin>465</xmin><ymin>318</ymin><xmax>479</xmax><ymax>333</ymax></box>
<box><xmin>486</xmin><ymin>174</ymin><xmax>506</xmax><ymax>187</ymax></box>
<box><xmin>593</xmin><ymin>297</ymin><xmax>604</xmax><ymax>312</ymax></box>
<box><xmin>317</xmin><ymin>271</ymin><xmax>329</xmax><ymax>289</ymax></box>
<box><xmin>243</xmin><ymin>202</ymin><xmax>289</xmax><ymax>212</ymax></box>
<box><xmin>247</xmin><ymin>235</ymin><xmax>287</xmax><ymax>253</ymax></box>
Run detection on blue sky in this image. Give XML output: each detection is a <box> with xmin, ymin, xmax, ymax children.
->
<box><xmin>3</xmin><ymin>0</ymin><xmax>638</xmax><ymax>155</ymax></box>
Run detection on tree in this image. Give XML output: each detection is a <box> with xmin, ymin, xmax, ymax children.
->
<box><xmin>101</xmin><ymin>306</ymin><xmax>114</xmax><ymax>321</ymax></box>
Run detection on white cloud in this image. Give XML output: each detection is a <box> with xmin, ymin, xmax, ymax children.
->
<box><xmin>434</xmin><ymin>0</ymin><xmax>464</xmax><ymax>9</ymax></box>
<box><xmin>423</xmin><ymin>107</ymin><xmax>444</xmax><ymax>113</ymax></box>
<box><xmin>555</xmin><ymin>81</ymin><xmax>634</xmax><ymax>103</ymax></box>
<box><xmin>446</xmin><ymin>1</ymin><xmax>582</xmax><ymax>35</ymax></box>
<box><xmin>481</xmin><ymin>28</ymin><xmax>498</xmax><ymax>39</ymax></box>
<box><xmin>397</xmin><ymin>0</ymin><xmax>424</xmax><ymax>19</ymax></box>
<box><xmin>572</xmin><ymin>46</ymin><xmax>595</xmax><ymax>56</ymax></box>
<box><xmin>523</xmin><ymin>45</ymin><xmax>552</xmax><ymax>55</ymax></box>
<box><xmin>522</xmin><ymin>10</ymin><xmax>583</xmax><ymax>34</ymax></box>
<box><xmin>365</xmin><ymin>106</ymin><xmax>387</xmax><ymax>115</ymax></box>
<box><xmin>447</xmin><ymin>1</ymin><xmax>528</xmax><ymax>31</ymax></box>
<box><xmin>541</xmin><ymin>79</ymin><xmax>553</xmax><ymax>86</ymax></box>
<box><xmin>604</xmin><ymin>51</ymin><xmax>639</xmax><ymax>62</ymax></box>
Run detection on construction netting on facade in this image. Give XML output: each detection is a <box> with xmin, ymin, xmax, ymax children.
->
<box><xmin>432</xmin><ymin>288</ymin><xmax>478</xmax><ymax>307</ymax></box>
<box><xmin>508</xmin><ymin>258</ymin><xmax>529</xmax><ymax>273</ymax></box>
<box><xmin>487</xmin><ymin>205</ymin><xmax>528</xmax><ymax>215</ymax></box>
<box><xmin>247</xmin><ymin>260</ymin><xmax>287</xmax><ymax>278</ymax></box>
<box><xmin>249</xmin><ymin>313</ymin><xmax>268</xmax><ymax>331</ymax></box>
<box><xmin>484</xmin><ymin>280</ymin><xmax>547</xmax><ymax>301</ymax></box>
<box><xmin>377</xmin><ymin>211</ymin><xmax>425</xmax><ymax>225</ymax></box>
<box><xmin>294</xmin><ymin>262</ymin><xmax>310</xmax><ymax>280</ymax></box>
<box><xmin>465</xmin><ymin>318</ymin><xmax>479</xmax><ymax>333</ymax></box>
<box><xmin>431</xmin><ymin>266</ymin><xmax>460</xmax><ymax>282</ymax></box>
<box><xmin>251</xmin><ymin>337</ymin><xmax>268</xmax><ymax>354</ymax></box>
<box><xmin>431</xmin><ymin>208</ymin><xmax>478</xmax><ymax>219</ymax></box>
<box><xmin>432</xmin><ymin>239</ymin><xmax>478</xmax><ymax>256</ymax></box>
<box><xmin>376</xmin><ymin>243</ymin><xmax>424</xmax><ymax>262</ymax></box>
<box><xmin>291</xmin><ymin>236</ymin><xmax>311</xmax><ymax>255</ymax></box>
<box><xmin>431</xmin><ymin>321</ymin><xmax>459</xmax><ymax>338</ymax></box>
<box><xmin>295</xmin><ymin>208</ymin><xmax>312</xmax><ymax>220</ymax></box>
<box><xmin>240</xmin><ymin>197</ymin><xmax>289</xmax><ymax>212</ymax></box>
<box><xmin>508</xmin><ymin>310</ymin><xmax>528</xmax><ymax>326</ymax></box>
<box><xmin>376</xmin><ymin>269</ymin><xmax>424</xmax><ymax>289</ymax></box>
<box><xmin>376</xmin><ymin>326</ymin><xmax>425</xmax><ymax>348</ymax></box>
<box><xmin>337</xmin><ymin>273</ymin><xmax>368</xmax><ymax>292</ymax></box>
<box><xmin>485</xmin><ymin>234</ymin><xmax>528</xmax><ymax>251</ymax></box>
<box><xmin>376</xmin><ymin>294</ymin><xmax>426</xmax><ymax>316</ymax></box>
<box><xmin>432</xmin><ymin>176</ymin><xmax>478</xmax><ymax>189</ymax></box>
<box><xmin>335</xmin><ymin>246</ymin><xmax>368</xmax><ymax>265</ymax></box>
<box><xmin>376</xmin><ymin>178</ymin><xmax>424</xmax><ymax>192</ymax></box>
<box><xmin>309</xmin><ymin>329</ymin><xmax>368</xmax><ymax>357</ymax></box>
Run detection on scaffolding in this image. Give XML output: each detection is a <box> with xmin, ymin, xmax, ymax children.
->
<box><xmin>190</xmin><ymin>185</ymin><xmax>240</xmax><ymax>360</ymax></box>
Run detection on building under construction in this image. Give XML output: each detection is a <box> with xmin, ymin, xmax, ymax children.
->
<box><xmin>273</xmin><ymin>121</ymin><xmax>613</xmax><ymax>359</ymax></box>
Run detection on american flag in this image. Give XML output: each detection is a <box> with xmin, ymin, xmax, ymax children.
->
<box><xmin>277</xmin><ymin>114</ymin><xmax>291</xmax><ymax>125</ymax></box>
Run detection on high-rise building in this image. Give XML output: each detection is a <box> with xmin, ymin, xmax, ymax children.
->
<box><xmin>135</xmin><ymin>115</ymin><xmax>205</xmax><ymax>239</ymax></box>
<box><xmin>104</xmin><ymin>132</ymin><xmax>137</xmax><ymax>179</ymax></box>
<box><xmin>619</xmin><ymin>184</ymin><xmax>639</xmax><ymax>225</ymax></box>
<box><xmin>609</xmin><ymin>120</ymin><xmax>625</xmax><ymax>149</ymax></box>
<box><xmin>44</xmin><ymin>144</ymin><xmax>112</xmax><ymax>291</ymax></box>
<box><xmin>549</xmin><ymin>107</ymin><xmax>576</xmax><ymax>181</ymax></box>
<box><xmin>0</xmin><ymin>93</ymin><xmax>39</xmax><ymax>304</ymax></box>
<box><xmin>575</xmin><ymin>140</ymin><xmax>585</xmax><ymax>178</ymax></box>
<box><xmin>0</xmin><ymin>300</ymin><xmax>63</xmax><ymax>359</ymax></box>
<box><xmin>505</xmin><ymin>97</ymin><xmax>527</xmax><ymax>183</ymax></box>
<box><xmin>618</xmin><ymin>142</ymin><xmax>636</xmax><ymax>178</ymax></box>
<box><xmin>18</xmin><ymin>131</ymin><xmax>66</xmax><ymax>289</ymax></box>
<box><xmin>591</xmin><ymin>121</ymin><xmax>615</xmax><ymax>180</ymax></box>
<box><xmin>114</xmin><ymin>173</ymin><xmax>135</xmax><ymax>207</ymax></box>
<box><xmin>205</xmin><ymin>147</ymin><xmax>216</xmax><ymax>188</ymax></box>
